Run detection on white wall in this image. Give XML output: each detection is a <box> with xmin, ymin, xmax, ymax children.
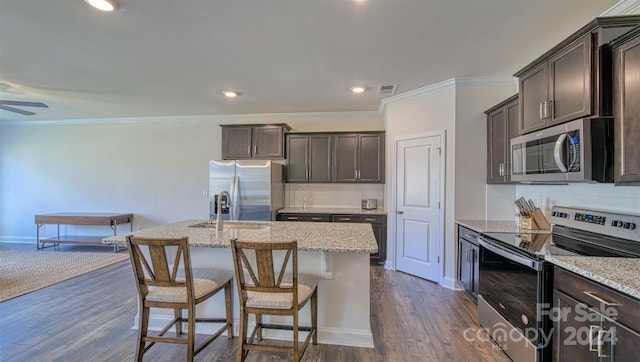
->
<box><xmin>381</xmin><ymin>78</ymin><xmax>516</xmax><ymax>288</ymax></box>
<box><xmin>486</xmin><ymin>183</ymin><xmax>640</xmax><ymax>222</ymax></box>
<box><xmin>286</xmin><ymin>183</ymin><xmax>385</xmax><ymax>209</ymax></box>
<box><xmin>0</xmin><ymin>112</ymin><xmax>383</xmax><ymax>241</ymax></box>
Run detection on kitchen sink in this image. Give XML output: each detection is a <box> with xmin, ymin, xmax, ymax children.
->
<box><xmin>188</xmin><ymin>221</ymin><xmax>270</xmax><ymax>230</ymax></box>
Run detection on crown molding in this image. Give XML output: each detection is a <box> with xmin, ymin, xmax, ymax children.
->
<box><xmin>601</xmin><ymin>0</ymin><xmax>640</xmax><ymax>15</ymax></box>
<box><xmin>0</xmin><ymin>111</ymin><xmax>381</xmax><ymax>127</ymax></box>
<box><xmin>378</xmin><ymin>76</ymin><xmax>515</xmax><ymax>115</ymax></box>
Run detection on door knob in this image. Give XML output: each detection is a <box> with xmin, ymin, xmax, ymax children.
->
<box><xmin>396</xmin><ymin>210</ymin><xmax>404</xmax><ymax>214</ymax></box>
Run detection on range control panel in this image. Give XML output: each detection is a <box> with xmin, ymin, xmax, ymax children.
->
<box><xmin>550</xmin><ymin>206</ymin><xmax>640</xmax><ymax>242</ymax></box>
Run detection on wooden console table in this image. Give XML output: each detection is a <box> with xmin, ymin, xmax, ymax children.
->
<box><xmin>35</xmin><ymin>213</ymin><xmax>133</xmax><ymax>251</ymax></box>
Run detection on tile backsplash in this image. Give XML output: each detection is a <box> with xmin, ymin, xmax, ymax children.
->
<box><xmin>487</xmin><ymin>184</ymin><xmax>640</xmax><ymax>220</ymax></box>
<box><xmin>286</xmin><ymin>183</ymin><xmax>385</xmax><ymax>209</ymax></box>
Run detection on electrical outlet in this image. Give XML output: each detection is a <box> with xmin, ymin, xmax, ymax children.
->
<box><xmin>202</xmin><ymin>189</ymin><xmax>209</xmax><ymax>197</ymax></box>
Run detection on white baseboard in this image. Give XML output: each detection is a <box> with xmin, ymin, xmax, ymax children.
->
<box><xmin>440</xmin><ymin>276</ymin><xmax>460</xmax><ymax>290</ymax></box>
<box><xmin>137</xmin><ymin>315</ymin><xmax>375</xmax><ymax>348</ymax></box>
<box><xmin>0</xmin><ymin>236</ymin><xmax>34</xmax><ymax>243</ymax></box>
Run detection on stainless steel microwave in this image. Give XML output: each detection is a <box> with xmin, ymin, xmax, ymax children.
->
<box><xmin>510</xmin><ymin>118</ymin><xmax>613</xmax><ymax>183</ymax></box>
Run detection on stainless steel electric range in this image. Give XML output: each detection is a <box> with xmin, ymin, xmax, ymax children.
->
<box><xmin>477</xmin><ymin>206</ymin><xmax>640</xmax><ymax>362</ymax></box>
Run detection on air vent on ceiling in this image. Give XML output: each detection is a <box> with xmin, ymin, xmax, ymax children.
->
<box><xmin>378</xmin><ymin>84</ymin><xmax>398</xmax><ymax>95</ymax></box>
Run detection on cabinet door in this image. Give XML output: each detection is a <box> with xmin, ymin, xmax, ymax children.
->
<box><xmin>519</xmin><ymin>62</ymin><xmax>549</xmax><ymax>134</ymax></box>
<box><xmin>358</xmin><ymin>134</ymin><xmax>385</xmax><ymax>183</ymax></box>
<box><xmin>286</xmin><ymin>135</ymin><xmax>309</xmax><ymax>182</ymax></box>
<box><xmin>606</xmin><ymin>318</ymin><xmax>640</xmax><ymax>362</ymax></box>
<box><xmin>253</xmin><ymin>126</ymin><xmax>285</xmax><ymax>158</ymax></box>
<box><xmin>549</xmin><ymin>33</ymin><xmax>592</xmax><ymax>125</ymax></box>
<box><xmin>369</xmin><ymin>223</ymin><xmax>387</xmax><ymax>264</ymax></box>
<box><xmin>471</xmin><ymin>245</ymin><xmax>479</xmax><ymax>296</ymax></box>
<box><xmin>614</xmin><ymin>34</ymin><xmax>640</xmax><ymax>184</ymax></box>
<box><xmin>222</xmin><ymin>126</ymin><xmax>253</xmax><ymax>159</ymax></box>
<box><xmin>458</xmin><ymin>239</ymin><xmax>473</xmax><ymax>293</ymax></box>
<box><xmin>552</xmin><ymin>290</ymin><xmax>600</xmax><ymax>362</ymax></box>
<box><xmin>506</xmin><ymin>99</ymin><xmax>520</xmax><ymax>180</ymax></box>
<box><xmin>333</xmin><ymin>134</ymin><xmax>359</xmax><ymax>182</ymax></box>
<box><xmin>487</xmin><ymin>107</ymin><xmax>507</xmax><ymax>183</ymax></box>
<box><xmin>308</xmin><ymin>135</ymin><xmax>332</xmax><ymax>182</ymax></box>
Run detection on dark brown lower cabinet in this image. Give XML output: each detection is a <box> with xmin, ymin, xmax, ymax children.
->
<box><xmin>553</xmin><ymin>267</ymin><xmax>640</xmax><ymax>361</ymax></box>
<box><xmin>457</xmin><ymin>225</ymin><xmax>479</xmax><ymax>301</ymax></box>
<box><xmin>277</xmin><ymin>213</ymin><xmax>386</xmax><ymax>264</ymax></box>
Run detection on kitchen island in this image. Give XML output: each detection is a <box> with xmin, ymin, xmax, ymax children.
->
<box><xmin>104</xmin><ymin>220</ymin><xmax>378</xmax><ymax>347</ymax></box>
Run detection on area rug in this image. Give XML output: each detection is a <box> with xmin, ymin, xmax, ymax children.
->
<box><xmin>0</xmin><ymin>250</ymin><xmax>129</xmax><ymax>302</ymax></box>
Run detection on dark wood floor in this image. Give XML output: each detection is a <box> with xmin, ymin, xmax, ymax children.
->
<box><xmin>0</xmin><ymin>242</ymin><xmax>508</xmax><ymax>361</ymax></box>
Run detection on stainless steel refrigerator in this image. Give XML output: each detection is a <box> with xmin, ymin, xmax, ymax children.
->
<box><xmin>208</xmin><ymin>160</ymin><xmax>284</xmax><ymax>221</ymax></box>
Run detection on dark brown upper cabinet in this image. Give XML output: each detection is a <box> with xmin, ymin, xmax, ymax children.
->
<box><xmin>485</xmin><ymin>95</ymin><xmax>519</xmax><ymax>184</ymax></box>
<box><xmin>612</xmin><ymin>26</ymin><xmax>640</xmax><ymax>184</ymax></box>
<box><xmin>221</xmin><ymin>124</ymin><xmax>291</xmax><ymax>160</ymax></box>
<box><xmin>285</xmin><ymin>134</ymin><xmax>333</xmax><ymax>183</ymax></box>
<box><xmin>333</xmin><ymin>132</ymin><xmax>385</xmax><ymax>183</ymax></box>
<box><xmin>515</xmin><ymin>16</ymin><xmax>640</xmax><ymax>135</ymax></box>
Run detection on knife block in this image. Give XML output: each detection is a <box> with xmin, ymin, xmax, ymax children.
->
<box><xmin>520</xmin><ymin>209</ymin><xmax>550</xmax><ymax>230</ymax></box>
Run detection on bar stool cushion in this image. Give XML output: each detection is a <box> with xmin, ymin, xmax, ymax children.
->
<box><xmin>246</xmin><ymin>273</ymin><xmax>319</xmax><ymax>309</ymax></box>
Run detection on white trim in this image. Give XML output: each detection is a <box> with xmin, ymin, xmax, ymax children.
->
<box><xmin>601</xmin><ymin>0</ymin><xmax>640</xmax><ymax>15</ymax></box>
<box><xmin>378</xmin><ymin>76</ymin><xmax>515</xmax><ymax>115</ymax></box>
<box><xmin>140</xmin><ymin>315</ymin><xmax>374</xmax><ymax>348</ymax></box>
<box><xmin>441</xmin><ymin>276</ymin><xmax>459</xmax><ymax>290</ymax></box>
<box><xmin>0</xmin><ymin>110</ymin><xmax>381</xmax><ymax>127</ymax></box>
<box><xmin>0</xmin><ymin>236</ymin><xmax>34</xmax><ymax>243</ymax></box>
<box><xmin>378</xmin><ymin>79</ymin><xmax>455</xmax><ymax>115</ymax></box>
<box><xmin>390</xmin><ymin>130</ymin><xmax>446</xmax><ymax>285</ymax></box>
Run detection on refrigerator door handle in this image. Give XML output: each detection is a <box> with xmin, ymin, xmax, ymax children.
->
<box><xmin>231</xmin><ymin>176</ymin><xmax>240</xmax><ymax>220</ymax></box>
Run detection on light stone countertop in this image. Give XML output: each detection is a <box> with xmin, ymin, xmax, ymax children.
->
<box><xmin>546</xmin><ymin>256</ymin><xmax>640</xmax><ymax>300</ymax></box>
<box><xmin>279</xmin><ymin>207</ymin><xmax>387</xmax><ymax>215</ymax></box>
<box><xmin>456</xmin><ymin>219</ymin><xmax>550</xmax><ymax>234</ymax></box>
<box><xmin>103</xmin><ymin>219</ymin><xmax>377</xmax><ymax>254</ymax></box>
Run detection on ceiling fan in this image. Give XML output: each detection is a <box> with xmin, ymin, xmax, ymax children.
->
<box><xmin>0</xmin><ymin>100</ymin><xmax>48</xmax><ymax>116</ymax></box>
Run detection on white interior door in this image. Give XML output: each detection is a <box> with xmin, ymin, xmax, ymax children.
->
<box><xmin>395</xmin><ymin>134</ymin><xmax>442</xmax><ymax>282</ymax></box>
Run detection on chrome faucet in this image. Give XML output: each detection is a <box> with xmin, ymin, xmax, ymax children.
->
<box><xmin>215</xmin><ymin>190</ymin><xmax>232</xmax><ymax>231</ymax></box>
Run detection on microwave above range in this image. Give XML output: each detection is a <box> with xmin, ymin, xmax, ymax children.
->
<box><xmin>510</xmin><ymin>118</ymin><xmax>613</xmax><ymax>183</ymax></box>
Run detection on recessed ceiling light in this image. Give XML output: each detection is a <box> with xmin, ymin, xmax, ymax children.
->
<box><xmin>85</xmin><ymin>0</ymin><xmax>119</xmax><ymax>12</ymax></box>
<box><xmin>350</xmin><ymin>86</ymin><xmax>366</xmax><ymax>94</ymax></box>
<box><xmin>222</xmin><ymin>90</ymin><xmax>238</xmax><ymax>98</ymax></box>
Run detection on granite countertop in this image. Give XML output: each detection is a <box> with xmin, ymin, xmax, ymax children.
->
<box><xmin>546</xmin><ymin>256</ymin><xmax>640</xmax><ymax>300</ymax></box>
<box><xmin>279</xmin><ymin>207</ymin><xmax>387</xmax><ymax>215</ymax></box>
<box><xmin>103</xmin><ymin>219</ymin><xmax>377</xmax><ymax>254</ymax></box>
<box><xmin>456</xmin><ymin>219</ymin><xmax>550</xmax><ymax>234</ymax></box>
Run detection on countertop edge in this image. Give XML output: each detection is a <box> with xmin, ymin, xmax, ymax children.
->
<box><xmin>279</xmin><ymin>207</ymin><xmax>387</xmax><ymax>215</ymax></box>
<box><xmin>102</xmin><ymin>219</ymin><xmax>377</xmax><ymax>254</ymax></box>
<box><xmin>545</xmin><ymin>256</ymin><xmax>640</xmax><ymax>300</ymax></box>
<box><xmin>456</xmin><ymin>219</ymin><xmax>550</xmax><ymax>234</ymax></box>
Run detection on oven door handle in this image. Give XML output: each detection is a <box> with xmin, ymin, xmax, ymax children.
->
<box><xmin>478</xmin><ymin>237</ymin><xmax>542</xmax><ymax>271</ymax></box>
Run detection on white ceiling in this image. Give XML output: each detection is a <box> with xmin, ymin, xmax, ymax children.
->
<box><xmin>0</xmin><ymin>0</ymin><xmax>629</xmax><ymax>122</ymax></box>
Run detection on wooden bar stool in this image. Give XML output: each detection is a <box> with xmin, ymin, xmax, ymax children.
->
<box><xmin>230</xmin><ymin>238</ymin><xmax>318</xmax><ymax>362</ymax></box>
<box><xmin>126</xmin><ymin>236</ymin><xmax>234</xmax><ymax>362</ymax></box>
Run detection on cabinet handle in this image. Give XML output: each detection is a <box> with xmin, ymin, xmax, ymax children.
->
<box><xmin>589</xmin><ymin>325</ymin><xmax>599</xmax><ymax>352</ymax></box>
<box><xmin>364</xmin><ymin>218</ymin><xmax>377</xmax><ymax>222</ymax></box>
<box><xmin>499</xmin><ymin>163</ymin><xmax>505</xmax><ymax>177</ymax></box>
<box><xmin>253</xmin><ymin>144</ymin><xmax>257</xmax><ymax>156</ymax></box>
<box><xmin>583</xmin><ymin>291</ymin><xmax>619</xmax><ymax>306</ymax></box>
<box><xmin>287</xmin><ymin>217</ymin><xmax>298</xmax><ymax>220</ymax></box>
<box><xmin>311</xmin><ymin>217</ymin><xmax>323</xmax><ymax>220</ymax></box>
<box><xmin>465</xmin><ymin>234</ymin><xmax>476</xmax><ymax>240</ymax></box>
<box><xmin>547</xmin><ymin>100</ymin><xmax>553</xmax><ymax>120</ymax></box>
<box><xmin>539</xmin><ymin>102</ymin><xmax>544</xmax><ymax>120</ymax></box>
<box><xmin>596</xmin><ymin>329</ymin><xmax>610</xmax><ymax>358</ymax></box>
<box><xmin>339</xmin><ymin>218</ymin><xmax>351</xmax><ymax>221</ymax></box>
